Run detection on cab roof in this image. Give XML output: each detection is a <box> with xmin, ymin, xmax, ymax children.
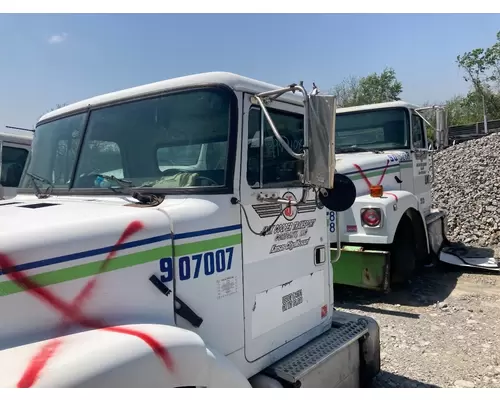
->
<box><xmin>38</xmin><ymin>71</ymin><xmax>306</xmax><ymax>124</ymax></box>
<box><xmin>337</xmin><ymin>100</ymin><xmax>420</xmax><ymax>114</ymax></box>
<box><xmin>0</xmin><ymin>131</ymin><xmax>33</xmax><ymax>146</ymax></box>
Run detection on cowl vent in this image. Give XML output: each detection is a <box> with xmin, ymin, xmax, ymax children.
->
<box><xmin>17</xmin><ymin>203</ymin><xmax>60</xmax><ymax>209</ymax></box>
<box><xmin>0</xmin><ymin>202</ymin><xmax>23</xmax><ymax>207</ymax></box>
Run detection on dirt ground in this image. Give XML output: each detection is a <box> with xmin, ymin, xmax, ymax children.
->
<box><xmin>335</xmin><ymin>256</ymin><xmax>500</xmax><ymax>388</ymax></box>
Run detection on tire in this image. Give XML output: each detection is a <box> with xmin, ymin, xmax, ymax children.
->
<box><xmin>390</xmin><ymin>215</ymin><xmax>417</xmax><ymax>286</ymax></box>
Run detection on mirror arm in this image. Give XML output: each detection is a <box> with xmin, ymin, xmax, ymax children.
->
<box><xmin>255</xmin><ymin>83</ymin><xmax>305</xmax><ymax>99</ymax></box>
<box><xmin>415</xmin><ymin>105</ymin><xmax>446</xmax><ymax>131</ymax></box>
<box><xmin>415</xmin><ymin>106</ymin><xmax>440</xmax><ymax>112</ymax></box>
<box><xmin>414</xmin><ymin>110</ymin><xmax>435</xmax><ymax>130</ymax></box>
<box><xmin>331</xmin><ymin>213</ymin><xmax>341</xmax><ymax>263</ymax></box>
<box><xmin>253</xmin><ymin>84</ymin><xmax>309</xmax><ymax>162</ymax></box>
<box><xmin>253</xmin><ymin>95</ymin><xmax>304</xmax><ymax>161</ymax></box>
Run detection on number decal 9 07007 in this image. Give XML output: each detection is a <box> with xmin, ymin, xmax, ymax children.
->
<box><xmin>160</xmin><ymin>247</ymin><xmax>234</xmax><ymax>283</ymax></box>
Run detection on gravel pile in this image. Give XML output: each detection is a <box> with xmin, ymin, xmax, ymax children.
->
<box><xmin>431</xmin><ymin>133</ymin><xmax>500</xmax><ymax>248</ymax></box>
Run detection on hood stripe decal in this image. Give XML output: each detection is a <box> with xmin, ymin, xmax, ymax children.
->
<box><xmin>0</xmin><ymin>230</ymin><xmax>242</xmax><ymax>297</ymax></box>
<box><xmin>0</xmin><ymin>224</ymin><xmax>242</xmax><ymax>276</ymax></box>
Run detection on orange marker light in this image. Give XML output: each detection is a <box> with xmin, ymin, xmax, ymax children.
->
<box><xmin>370</xmin><ymin>184</ymin><xmax>384</xmax><ymax>197</ymax></box>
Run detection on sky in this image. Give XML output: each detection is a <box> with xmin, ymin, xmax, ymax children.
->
<box><xmin>0</xmin><ymin>13</ymin><xmax>499</xmax><ymax>131</ymax></box>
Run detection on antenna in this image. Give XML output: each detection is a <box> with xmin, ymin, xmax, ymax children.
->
<box><xmin>5</xmin><ymin>125</ymin><xmax>35</xmax><ymax>133</ymax></box>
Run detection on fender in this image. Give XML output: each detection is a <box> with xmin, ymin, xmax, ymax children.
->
<box><xmin>344</xmin><ymin>191</ymin><xmax>422</xmax><ymax>245</ymax></box>
<box><xmin>0</xmin><ymin>323</ymin><xmax>244</xmax><ymax>388</ymax></box>
<box><xmin>205</xmin><ymin>346</ymin><xmax>252</xmax><ymax>388</ymax></box>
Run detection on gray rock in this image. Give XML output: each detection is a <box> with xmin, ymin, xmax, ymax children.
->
<box><xmin>431</xmin><ymin>134</ymin><xmax>500</xmax><ymax>248</ymax></box>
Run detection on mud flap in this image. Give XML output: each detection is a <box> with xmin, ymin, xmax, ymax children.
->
<box><xmin>331</xmin><ymin>246</ymin><xmax>390</xmax><ymax>292</ymax></box>
<box><xmin>426</xmin><ymin>209</ymin><xmax>499</xmax><ymax>272</ymax></box>
<box><xmin>439</xmin><ymin>245</ymin><xmax>500</xmax><ymax>271</ymax></box>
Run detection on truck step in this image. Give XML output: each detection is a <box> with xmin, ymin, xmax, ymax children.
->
<box><xmin>264</xmin><ymin>317</ymin><xmax>369</xmax><ymax>385</ymax></box>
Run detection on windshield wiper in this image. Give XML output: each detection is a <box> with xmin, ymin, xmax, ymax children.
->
<box><xmin>26</xmin><ymin>172</ymin><xmax>54</xmax><ymax>199</ymax></box>
<box><xmin>336</xmin><ymin>145</ymin><xmax>382</xmax><ymax>154</ymax></box>
<box><xmin>92</xmin><ymin>173</ymin><xmax>163</xmax><ymax>206</ymax></box>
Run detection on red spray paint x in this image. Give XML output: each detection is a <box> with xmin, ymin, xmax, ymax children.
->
<box><xmin>352</xmin><ymin>160</ymin><xmax>399</xmax><ymax>201</ymax></box>
<box><xmin>0</xmin><ymin>220</ymin><xmax>174</xmax><ymax>388</ymax></box>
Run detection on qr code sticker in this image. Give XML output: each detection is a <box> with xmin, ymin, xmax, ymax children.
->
<box><xmin>282</xmin><ymin>289</ymin><xmax>303</xmax><ymax>312</ymax></box>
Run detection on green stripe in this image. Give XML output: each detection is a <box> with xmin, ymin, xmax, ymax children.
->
<box><xmin>349</xmin><ymin>165</ymin><xmax>400</xmax><ymax>181</ymax></box>
<box><xmin>176</xmin><ymin>233</ymin><xmax>241</xmax><ymax>256</ymax></box>
<box><xmin>0</xmin><ymin>233</ymin><xmax>241</xmax><ymax>297</ymax></box>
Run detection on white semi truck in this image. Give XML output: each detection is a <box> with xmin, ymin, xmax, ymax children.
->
<box><xmin>327</xmin><ymin>101</ymin><xmax>498</xmax><ymax>292</ymax></box>
<box><xmin>0</xmin><ymin>72</ymin><xmax>380</xmax><ymax>388</ymax></box>
<box><xmin>0</xmin><ymin>131</ymin><xmax>32</xmax><ymax>192</ymax></box>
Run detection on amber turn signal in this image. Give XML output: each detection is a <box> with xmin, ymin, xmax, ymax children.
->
<box><xmin>369</xmin><ymin>185</ymin><xmax>383</xmax><ymax>197</ymax></box>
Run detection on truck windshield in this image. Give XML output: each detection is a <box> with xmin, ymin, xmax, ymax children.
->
<box><xmin>1</xmin><ymin>145</ymin><xmax>29</xmax><ymax>187</ymax></box>
<box><xmin>335</xmin><ymin>108</ymin><xmax>410</xmax><ymax>152</ymax></box>
<box><xmin>19</xmin><ymin>87</ymin><xmax>234</xmax><ymax>191</ymax></box>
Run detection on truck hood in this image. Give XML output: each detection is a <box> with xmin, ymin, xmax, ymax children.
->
<box><xmin>334</xmin><ymin>151</ymin><xmax>406</xmax><ymax>196</ymax></box>
<box><xmin>0</xmin><ymin>195</ymin><xmax>182</xmax><ymax>237</ymax></box>
<box><xmin>335</xmin><ymin>151</ymin><xmax>401</xmax><ymax>177</ymax></box>
<box><xmin>0</xmin><ymin>194</ymin><xmax>220</xmax><ymax>348</ymax></box>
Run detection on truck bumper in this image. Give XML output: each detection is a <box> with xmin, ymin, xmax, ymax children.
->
<box><xmin>331</xmin><ymin>246</ymin><xmax>390</xmax><ymax>292</ymax></box>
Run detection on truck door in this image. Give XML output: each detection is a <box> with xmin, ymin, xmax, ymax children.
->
<box><xmin>411</xmin><ymin>112</ymin><xmax>431</xmax><ymax>214</ymax></box>
<box><xmin>239</xmin><ymin>93</ymin><xmax>331</xmax><ymax>362</ymax></box>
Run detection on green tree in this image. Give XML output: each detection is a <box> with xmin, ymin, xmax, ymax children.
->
<box><xmin>329</xmin><ymin>75</ymin><xmax>360</xmax><ymax>108</ymax></box>
<box><xmin>329</xmin><ymin>67</ymin><xmax>403</xmax><ymax>107</ymax></box>
<box><xmin>456</xmin><ymin>30</ymin><xmax>500</xmax><ymax>121</ymax></box>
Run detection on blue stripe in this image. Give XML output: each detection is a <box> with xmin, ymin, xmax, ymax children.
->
<box><xmin>175</xmin><ymin>224</ymin><xmax>241</xmax><ymax>240</ymax></box>
<box><xmin>1</xmin><ymin>224</ymin><xmax>242</xmax><ymax>275</ymax></box>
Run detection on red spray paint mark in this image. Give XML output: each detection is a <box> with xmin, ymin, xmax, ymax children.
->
<box><xmin>353</xmin><ymin>161</ymin><xmax>398</xmax><ymax>201</ymax></box>
<box><xmin>0</xmin><ymin>220</ymin><xmax>174</xmax><ymax>388</ymax></box>
<box><xmin>353</xmin><ymin>160</ymin><xmax>389</xmax><ymax>190</ymax></box>
<box><xmin>384</xmin><ymin>192</ymin><xmax>399</xmax><ymax>202</ymax></box>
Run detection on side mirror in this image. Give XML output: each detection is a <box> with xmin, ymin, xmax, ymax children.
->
<box><xmin>307</xmin><ymin>95</ymin><xmax>337</xmax><ymax>189</ymax></box>
<box><xmin>318</xmin><ymin>173</ymin><xmax>357</xmax><ymax>212</ymax></box>
<box><xmin>435</xmin><ymin>108</ymin><xmax>448</xmax><ymax>149</ymax></box>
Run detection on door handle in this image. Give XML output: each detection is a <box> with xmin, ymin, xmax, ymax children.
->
<box><xmin>315</xmin><ymin>245</ymin><xmax>326</xmax><ymax>265</ymax></box>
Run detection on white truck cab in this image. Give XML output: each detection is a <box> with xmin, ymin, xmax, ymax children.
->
<box><xmin>0</xmin><ymin>72</ymin><xmax>380</xmax><ymax>388</ymax></box>
<box><xmin>328</xmin><ymin>101</ymin><xmax>498</xmax><ymax>292</ymax></box>
<box><xmin>0</xmin><ymin>131</ymin><xmax>32</xmax><ymax>190</ymax></box>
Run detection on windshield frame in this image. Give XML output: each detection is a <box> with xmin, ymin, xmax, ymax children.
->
<box><xmin>335</xmin><ymin>106</ymin><xmax>411</xmax><ymax>152</ymax></box>
<box><xmin>18</xmin><ymin>84</ymin><xmax>239</xmax><ymax>196</ymax></box>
